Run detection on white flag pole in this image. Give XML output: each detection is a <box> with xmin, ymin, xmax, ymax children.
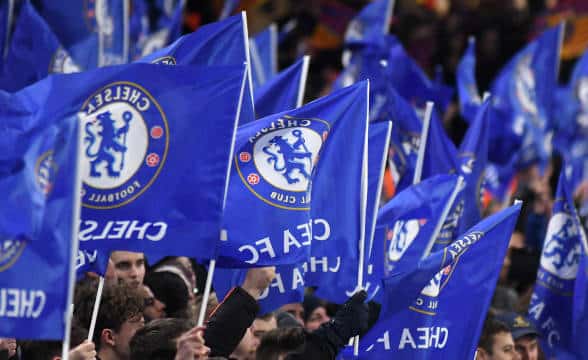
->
<box><xmin>412</xmin><ymin>101</ymin><xmax>434</xmax><ymax>185</ymax></box>
<box><xmin>87</xmin><ymin>276</ymin><xmax>105</xmax><ymax>342</ymax></box>
<box><xmin>296</xmin><ymin>55</ymin><xmax>310</xmax><ymax>108</ymax></box>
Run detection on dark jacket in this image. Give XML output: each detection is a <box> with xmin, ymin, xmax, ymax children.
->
<box><xmin>204</xmin><ymin>287</ymin><xmax>259</xmax><ymax>358</ymax></box>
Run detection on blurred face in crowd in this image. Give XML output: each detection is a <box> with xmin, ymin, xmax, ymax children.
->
<box><xmin>514</xmin><ymin>335</ymin><xmax>539</xmax><ymax>360</ymax></box>
<box><xmin>305</xmin><ymin>306</ymin><xmax>330</xmax><ymax>331</ymax></box>
<box><xmin>110</xmin><ymin>251</ymin><xmax>145</xmax><ymax>288</ymax></box>
<box><xmin>230</xmin><ymin>327</ymin><xmax>259</xmax><ymax>360</ymax></box>
<box><xmin>101</xmin><ymin>314</ymin><xmax>145</xmax><ymax>360</ymax></box>
<box><xmin>251</xmin><ymin>315</ymin><xmax>277</xmax><ymax>341</ymax></box>
<box><xmin>478</xmin><ymin>331</ymin><xmax>520</xmax><ymax>360</ymax></box>
<box><xmin>142</xmin><ymin>285</ymin><xmax>166</xmax><ymax>321</ymax></box>
<box><xmin>279</xmin><ymin>303</ymin><xmax>304</xmax><ymax>326</ymax></box>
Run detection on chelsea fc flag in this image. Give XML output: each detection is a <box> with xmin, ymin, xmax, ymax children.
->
<box><xmin>0</xmin><ymin>101</ymin><xmax>81</xmax><ymax>339</ymax></box>
<box><xmin>1</xmin><ymin>63</ymin><xmax>248</xmax><ymax>273</ymax></box>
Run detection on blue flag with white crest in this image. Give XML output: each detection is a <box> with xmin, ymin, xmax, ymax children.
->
<box><xmin>250</xmin><ymin>24</ymin><xmax>277</xmax><ymax>89</ymax></box>
<box><xmin>254</xmin><ymin>56</ymin><xmax>309</xmax><ymax>120</ymax></box>
<box><xmin>0</xmin><ymin>0</ymin><xmax>80</xmax><ymax>92</ymax></box>
<box><xmin>528</xmin><ymin>171</ymin><xmax>587</xmax><ymax>359</ymax></box>
<box><xmin>304</xmin><ymin>82</ymin><xmax>369</xmax><ymax>303</ymax></box>
<box><xmin>217</xmin><ymin>82</ymin><xmax>369</xmax><ymax>268</ymax></box>
<box><xmin>0</xmin><ymin>101</ymin><xmax>80</xmax><ymax>339</ymax></box>
<box><xmin>456</xmin><ymin>37</ymin><xmax>482</xmax><ymax>124</ymax></box>
<box><xmin>1</xmin><ymin>63</ymin><xmax>248</xmax><ymax>273</ymax></box>
<box><xmin>34</xmin><ymin>0</ymin><xmax>128</xmax><ymax>68</ymax></box>
<box><xmin>344</xmin><ymin>0</ymin><xmax>393</xmax><ymax>46</ymax></box>
<box><xmin>351</xmin><ymin>203</ymin><xmax>521</xmax><ymax>359</ymax></box>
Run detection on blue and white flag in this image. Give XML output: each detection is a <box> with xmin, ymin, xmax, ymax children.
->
<box><xmin>0</xmin><ymin>0</ymin><xmax>80</xmax><ymax>92</ymax></box>
<box><xmin>304</xmin><ymin>82</ymin><xmax>370</xmax><ymax>303</ymax></box>
<box><xmin>250</xmin><ymin>23</ymin><xmax>278</xmax><ymax>89</ymax></box>
<box><xmin>34</xmin><ymin>0</ymin><xmax>129</xmax><ymax>68</ymax></box>
<box><xmin>217</xmin><ymin>82</ymin><xmax>369</xmax><ymax>268</ymax></box>
<box><xmin>0</xmin><ymin>102</ymin><xmax>80</xmax><ymax>339</ymax></box>
<box><xmin>344</xmin><ymin>0</ymin><xmax>393</xmax><ymax>46</ymax></box>
<box><xmin>254</xmin><ymin>56</ymin><xmax>309</xmax><ymax>120</ymax></box>
<box><xmin>353</xmin><ymin>203</ymin><xmax>521</xmax><ymax>359</ymax></box>
<box><xmin>528</xmin><ymin>171</ymin><xmax>587</xmax><ymax>359</ymax></box>
<box><xmin>1</xmin><ymin>63</ymin><xmax>248</xmax><ymax>273</ymax></box>
<box><xmin>456</xmin><ymin>37</ymin><xmax>482</xmax><ymax>123</ymax></box>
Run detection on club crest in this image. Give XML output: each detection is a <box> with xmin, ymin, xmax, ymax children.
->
<box><xmin>35</xmin><ymin>150</ymin><xmax>58</xmax><ymax>196</ymax></box>
<box><xmin>236</xmin><ymin>116</ymin><xmax>329</xmax><ymax>210</ymax></box>
<box><xmin>410</xmin><ymin>263</ymin><xmax>455</xmax><ymax>316</ymax></box>
<box><xmin>151</xmin><ymin>55</ymin><xmax>177</xmax><ymax>65</ymax></box>
<box><xmin>386</xmin><ymin>219</ymin><xmax>427</xmax><ymax>265</ymax></box>
<box><xmin>0</xmin><ymin>238</ymin><xmax>26</xmax><ymax>272</ymax></box>
<box><xmin>540</xmin><ymin>213</ymin><xmax>582</xmax><ymax>281</ymax></box>
<box><xmin>79</xmin><ymin>82</ymin><xmax>168</xmax><ymax>209</ymax></box>
<box><xmin>514</xmin><ymin>54</ymin><xmax>539</xmax><ymax>117</ymax></box>
<box><xmin>49</xmin><ymin>47</ymin><xmax>81</xmax><ymax>74</ymax></box>
<box><xmin>84</xmin><ymin>0</ymin><xmax>114</xmax><ymax>35</ymax></box>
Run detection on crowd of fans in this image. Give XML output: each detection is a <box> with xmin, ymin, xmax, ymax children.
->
<box><xmin>2</xmin><ymin>0</ymin><xmax>588</xmax><ymax>359</ymax></box>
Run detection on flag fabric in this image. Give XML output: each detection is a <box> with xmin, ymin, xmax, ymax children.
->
<box><xmin>0</xmin><ymin>101</ymin><xmax>80</xmax><ymax>339</ymax></box>
<box><xmin>528</xmin><ymin>171</ymin><xmax>587</xmax><ymax>359</ymax></box>
<box><xmin>0</xmin><ymin>63</ymin><xmax>248</xmax><ymax>274</ymax></box>
<box><xmin>217</xmin><ymin>81</ymin><xmax>369</xmax><ymax>268</ymax></box>
<box><xmin>456</xmin><ymin>37</ymin><xmax>482</xmax><ymax>123</ymax></box>
<box><xmin>352</xmin><ymin>203</ymin><xmax>521</xmax><ymax>359</ymax></box>
<box><xmin>304</xmin><ymin>82</ymin><xmax>370</xmax><ymax>303</ymax></box>
<box><xmin>344</xmin><ymin>0</ymin><xmax>393</xmax><ymax>46</ymax></box>
<box><xmin>219</xmin><ymin>0</ymin><xmax>240</xmax><ymax>20</ymax></box>
<box><xmin>0</xmin><ymin>0</ymin><xmax>80</xmax><ymax>92</ymax></box>
<box><xmin>250</xmin><ymin>23</ymin><xmax>278</xmax><ymax>89</ymax></box>
<box><xmin>254</xmin><ymin>56</ymin><xmax>309</xmax><ymax>120</ymax></box>
<box><xmin>33</xmin><ymin>0</ymin><xmax>128</xmax><ymax>68</ymax></box>
<box><xmin>0</xmin><ymin>0</ymin><xmax>15</xmax><ymax>68</ymax></box>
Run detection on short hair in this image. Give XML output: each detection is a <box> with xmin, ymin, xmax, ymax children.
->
<box><xmin>255</xmin><ymin>327</ymin><xmax>305</xmax><ymax>360</ymax></box>
<box><xmin>130</xmin><ymin>318</ymin><xmax>195</xmax><ymax>360</ymax></box>
<box><xmin>478</xmin><ymin>316</ymin><xmax>512</xmax><ymax>355</ymax></box>
<box><xmin>74</xmin><ymin>281</ymin><xmax>144</xmax><ymax>349</ymax></box>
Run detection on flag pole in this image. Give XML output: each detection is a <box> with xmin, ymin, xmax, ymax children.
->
<box><xmin>197</xmin><ymin>259</ymin><xmax>217</xmax><ymax>326</ymax></box>
<box><xmin>87</xmin><ymin>276</ymin><xmax>105</xmax><ymax>342</ymax></box>
<box><xmin>296</xmin><ymin>56</ymin><xmax>310</xmax><ymax>108</ymax></box>
<box><xmin>412</xmin><ymin>101</ymin><xmax>434</xmax><ymax>185</ymax></box>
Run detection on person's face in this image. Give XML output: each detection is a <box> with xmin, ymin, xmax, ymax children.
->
<box><xmin>142</xmin><ymin>285</ymin><xmax>166</xmax><ymax>321</ymax></box>
<box><xmin>305</xmin><ymin>306</ymin><xmax>330</xmax><ymax>331</ymax></box>
<box><xmin>231</xmin><ymin>327</ymin><xmax>259</xmax><ymax>360</ymax></box>
<box><xmin>251</xmin><ymin>316</ymin><xmax>277</xmax><ymax>340</ymax></box>
<box><xmin>488</xmin><ymin>332</ymin><xmax>520</xmax><ymax>360</ymax></box>
<box><xmin>114</xmin><ymin>315</ymin><xmax>145</xmax><ymax>359</ymax></box>
<box><xmin>279</xmin><ymin>303</ymin><xmax>304</xmax><ymax>326</ymax></box>
<box><xmin>515</xmin><ymin>335</ymin><xmax>539</xmax><ymax>360</ymax></box>
<box><xmin>110</xmin><ymin>251</ymin><xmax>145</xmax><ymax>288</ymax></box>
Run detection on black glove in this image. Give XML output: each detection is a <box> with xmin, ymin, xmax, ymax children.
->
<box><xmin>333</xmin><ymin>290</ymin><xmax>369</xmax><ymax>339</ymax></box>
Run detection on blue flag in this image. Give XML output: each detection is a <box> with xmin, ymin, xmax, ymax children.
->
<box><xmin>572</xmin><ymin>254</ymin><xmax>588</xmax><ymax>357</ymax></box>
<box><xmin>0</xmin><ymin>0</ymin><xmax>80</xmax><ymax>92</ymax></box>
<box><xmin>456</xmin><ymin>37</ymin><xmax>482</xmax><ymax>123</ymax></box>
<box><xmin>352</xmin><ymin>203</ymin><xmax>521</xmax><ymax>359</ymax></box>
<box><xmin>528</xmin><ymin>171</ymin><xmax>587</xmax><ymax>359</ymax></box>
<box><xmin>304</xmin><ymin>82</ymin><xmax>369</xmax><ymax>303</ymax></box>
<box><xmin>0</xmin><ymin>102</ymin><xmax>80</xmax><ymax>339</ymax></box>
<box><xmin>250</xmin><ymin>23</ymin><xmax>278</xmax><ymax>89</ymax></box>
<box><xmin>217</xmin><ymin>81</ymin><xmax>369</xmax><ymax>268</ymax></box>
<box><xmin>1</xmin><ymin>63</ymin><xmax>248</xmax><ymax>273</ymax></box>
<box><xmin>0</xmin><ymin>0</ymin><xmax>15</xmax><ymax>68</ymax></box>
<box><xmin>34</xmin><ymin>0</ymin><xmax>128</xmax><ymax>68</ymax></box>
<box><xmin>344</xmin><ymin>0</ymin><xmax>393</xmax><ymax>46</ymax></box>
<box><xmin>254</xmin><ymin>56</ymin><xmax>309</xmax><ymax>120</ymax></box>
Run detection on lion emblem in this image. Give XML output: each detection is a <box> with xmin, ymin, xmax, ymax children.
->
<box><xmin>84</xmin><ymin>110</ymin><xmax>133</xmax><ymax>178</ymax></box>
<box><xmin>542</xmin><ymin>214</ymin><xmax>582</xmax><ymax>279</ymax></box>
<box><xmin>262</xmin><ymin>130</ymin><xmax>313</xmax><ymax>185</ymax></box>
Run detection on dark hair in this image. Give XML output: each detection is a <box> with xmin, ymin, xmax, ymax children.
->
<box><xmin>19</xmin><ymin>341</ymin><xmax>61</xmax><ymax>360</ymax></box>
<box><xmin>478</xmin><ymin>316</ymin><xmax>511</xmax><ymax>355</ymax></box>
<box><xmin>74</xmin><ymin>281</ymin><xmax>144</xmax><ymax>349</ymax></box>
<box><xmin>130</xmin><ymin>318</ymin><xmax>195</xmax><ymax>360</ymax></box>
<box><xmin>144</xmin><ymin>271</ymin><xmax>190</xmax><ymax>318</ymax></box>
<box><xmin>256</xmin><ymin>327</ymin><xmax>305</xmax><ymax>360</ymax></box>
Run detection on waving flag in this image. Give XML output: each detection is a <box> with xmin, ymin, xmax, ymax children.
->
<box><xmin>254</xmin><ymin>56</ymin><xmax>309</xmax><ymax>119</ymax></box>
<box><xmin>344</xmin><ymin>0</ymin><xmax>394</xmax><ymax>46</ymax></box>
<box><xmin>250</xmin><ymin>23</ymin><xmax>278</xmax><ymax>89</ymax></box>
<box><xmin>528</xmin><ymin>171</ymin><xmax>587</xmax><ymax>359</ymax></box>
<box><xmin>218</xmin><ymin>82</ymin><xmax>369</xmax><ymax>268</ymax></box>
<box><xmin>0</xmin><ymin>105</ymin><xmax>80</xmax><ymax>339</ymax></box>
<box><xmin>354</xmin><ymin>203</ymin><xmax>521</xmax><ymax>359</ymax></box>
<box><xmin>0</xmin><ymin>0</ymin><xmax>80</xmax><ymax>92</ymax></box>
<box><xmin>456</xmin><ymin>37</ymin><xmax>482</xmax><ymax>123</ymax></box>
<box><xmin>34</xmin><ymin>0</ymin><xmax>129</xmax><ymax>68</ymax></box>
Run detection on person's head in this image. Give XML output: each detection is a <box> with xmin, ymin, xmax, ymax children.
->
<box><xmin>255</xmin><ymin>327</ymin><xmax>305</xmax><ymax>360</ymax></box>
<box><xmin>496</xmin><ymin>313</ymin><xmax>540</xmax><ymax>360</ymax></box>
<box><xmin>278</xmin><ymin>303</ymin><xmax>304</xmax><ymax>327</ymax></box>
<box><xmin>142</xmin><ymin>285</ymin><xmax>166</xmax><ymax>322</ymax></box>
<box><xmin>230</xmin><ymin>327</ymin><xmax>259</xmax><ymax>360</ymax></box>
<box><xmin>477</xmin><ymin>317</ymin><xmax>520</xmax><ymax>360</ymax></box>
<box><xmin>75</xmin><ymin>282</ymin><xmax>145</xmax><ymax>360</ymax></box>
<box><xmin>19</xmin><ymin>320</ymin><xmax>89</xmax><ymax>360</ymax></box>
<box><xmin>251</xmin><ymin>313</ymin><xmax>278</xmax><ymax>342</ymax></box>
<box><xmin>144</xmin><ymin>270</ymin><xmax>190</xmax><ymax>319</ymax></box>
<box><xmin>129</xmin><ymin>318</ymin><xmax>194</xmax><ymax>360</ymax></box>
<box><xmin>110</xmin><ymin>251</ymin><xmax>146</xmax><ymax>288</ymax></box>
<box><xmin>303</xmin><ymin>294</ymin><xmax>331</xmax><ymax>331</ymax></box>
